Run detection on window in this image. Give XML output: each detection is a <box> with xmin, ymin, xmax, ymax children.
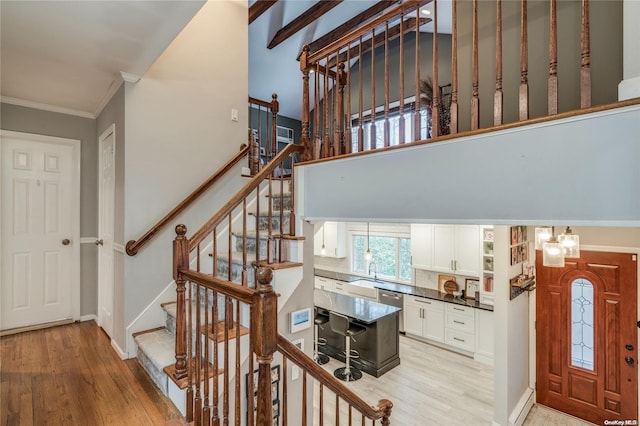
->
<box><xmin>571</xmin><ymin>278</ymin><xmax>594</xmax><ymax>371</ymax></box>
<box><xmin>352</xmin><ymin>234</ymin><xmax>411</xmax><ymax>282</ymax></box>
<box><xmin>351</xmin><ymin>108</ymin><xmax>430</xmax><ymax>152</ymax></box>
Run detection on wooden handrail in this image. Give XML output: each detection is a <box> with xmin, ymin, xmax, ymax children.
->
<box><xmin>188</xmin><ymin>143</ymin><xmax>304</xmax><ymax>251</ymax></box>
<box><xmin>180</xmin><ymin>268</ymin><xmax>257</xmax><ymax>304</ymax></box>
<box><xmin>125</xmin><ymin>145</ymin><xmax>250</xmax><ymax>256</ymax></box>
<box><xmin>276</xmin><ymin>334</ymin><xmax>393</xmax><ymax>421</ymax></box>
<box><xmin>307</xmin><ymin>0</ymin><xmax>430</xmax><ymax>64</ymax></box>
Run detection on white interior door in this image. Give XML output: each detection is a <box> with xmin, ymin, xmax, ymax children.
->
<box><xmin>1</xmin><ymin>131</ymin><xmax>80</xmax><ymax>331</ymax></box>
<box><xmin>98</xmin><ymin>126</ymin><xmax>115</xmax><ymax>337</ymax></box>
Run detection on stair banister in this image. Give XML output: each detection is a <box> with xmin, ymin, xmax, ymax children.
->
<box><xmin>125</xmin><ymin>144</ymin><xmax>250</xmax><ymax>256</ymax></box>
<box><xmin>188</xmin><ymin>143</ymin><xmax>304</xmax><ymax>251</ymax></box>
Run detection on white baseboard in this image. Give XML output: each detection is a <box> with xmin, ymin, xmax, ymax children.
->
<box><xmin>508</xmin><ymin>387</ymin><xmax>535</xmax><ymax>426</ymax></box>
<box><xmin>473</xmin><ymin>352</ymin><xmax>494</xmax><ymax>366</ymax></box>
<box><xmin>111</xmin><ymin>338</ymin><xmax>129</xmax><ymax>360</ymax></box>
<box><xmin>125</xmin><ymin>280</ymin><xmax>176</xmax><ymax>357</ymax></box>
<box><xmin>80</xmin><ymin>314</ymin><xmax>97</xmax><ymax>322</ymax></box>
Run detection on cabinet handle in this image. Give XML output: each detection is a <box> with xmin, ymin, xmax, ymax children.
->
<box><xmin>416</xmin><ymin>299</ymin><xmax>431</xmax><ymax>304</ymax></box>
<box><xmin>453</xmin><ymin>307</ymin><xmax>465</xmax><ymax>312</ymax></box>
<box><xmin>335</xmin><ymin>248</ymin><xmax>337</xmax><ymax>256</ymax></box>
<box><xmin>453</xmin><ymin>337</ymin><xmax>465</xmax><ymax>342</ymax></box>
<box><xmin>450</xmin><ymin>260</ymin><xmax>454</xmax><ymax>270</ymax></box>
<box><xmin>420</xmin><ymin>308</ymin><xmax>424</xmax><ymax>319</ymax></box>
<box><xmin>454</xmin><ymin>260</ymin><xmax>458</xmax><ymax>270</ymax></box>
<box><xmin>453</xmin><ymin>320</ymin><xmax>465</xmax><ymax>325</ymax></box>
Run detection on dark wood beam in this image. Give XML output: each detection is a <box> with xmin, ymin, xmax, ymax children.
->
<box><xmin>249</xmin><ymin>0</ymin><xmax>278</xmax><ymax>24</ymax></box>
<box><xmin>306</xmin><ymin>0</ymin><xmax>399</xmax><ymax>55</ymax></box>
<box><xmin>268</xmin><ymin>0</ymin><xmax>344</xmax><ymax>50</ymax></box>
<box><xmin>330</xmin><ymin>17</ymin><xmax>431</xmax><ymax>65</ymax></box>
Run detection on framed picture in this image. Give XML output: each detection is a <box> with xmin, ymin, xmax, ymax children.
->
<box><xmin>465</xmin><ymin>279</ymin><xmax>480</xmax><ymax>299</ymax></box>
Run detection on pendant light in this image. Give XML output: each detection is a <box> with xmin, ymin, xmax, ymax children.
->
<box><xmin>365</xmin><ymin>222</ymin><xmax>372</xmax><ymax>261</ymax></box>
<box><xmin>542</xmin><ymin>226</ymin><xmax>565</xmax><ymax>267</ymax></box>
<box><xmin>534</xmin><ymin>226</ymin><xmax>553</xmax><ymax>250</ymax></box>
<box><xmin>320</xmin><ymin>223</ymin><xmax>326</xmax><ymax>256</ymax></box>
<box><xmin>558</xmin><ymin>226</ymin><xmax>580</xmax><ymax>258</ymax></box>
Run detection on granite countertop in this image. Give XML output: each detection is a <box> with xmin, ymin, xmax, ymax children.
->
<box><xmin>314</xmin><ymin>289</ymin><xmax>401</xmax><ymax>324</ymax></box>
<box><xmin>315</xmin><ymin>268</ymin><xmax>494</xmax><ymax>312</ymax></box>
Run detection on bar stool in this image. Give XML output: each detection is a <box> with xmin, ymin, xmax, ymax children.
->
<box><xmin>314</xmin><ymin>312</ymin><xmax>330</xmax><ymax>365</ymax></box>
<box><xmin>329</xmin><ymin>312</ymin><xmax>366</xmax><ymax>382</ymax></box>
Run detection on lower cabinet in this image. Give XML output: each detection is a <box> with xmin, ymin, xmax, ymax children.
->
<box><xmin>403</xmin><ymin>297</ymin><xmax>444</xmax><ymax>342</ymax></box>
<box><xmin>444</xmin><ymin>304</ymin><xmax>475</xmax><ymax>353</ymax></box>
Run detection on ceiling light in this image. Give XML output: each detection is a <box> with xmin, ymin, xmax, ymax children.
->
<box><xmin>542</xmin><ymin>227</ymin><xmax>565</xmax><ymax>267</ymax></box>
<box><xmin>421</xmin><ymin>8</ymin><xmax>431</xmax><ymax>15</ymax></box>
<box><xmin>558</xmin><ymin>226</ymin><xmax>580</xmax><ymax>258</ymax></box>
<box><xmin>535</xmin><ymin>226</ymin><xmax>552</xmax><ymax>249</ymax></box>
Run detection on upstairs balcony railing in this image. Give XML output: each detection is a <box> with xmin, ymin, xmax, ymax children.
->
<box><xmin>299</xmin><ymin>0</ymin><xmax>626</xmax><ymax>162</ymax></box>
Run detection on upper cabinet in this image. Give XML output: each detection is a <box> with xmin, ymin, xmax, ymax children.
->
<box><xmin>431</xmin><ymin>225</ymin><xmax>480</xmax><ymax>277</ymax></box>
<box><xmin>314</xmin><ymin>221</ymin><xmax>346</xmax><ymax>258</ymax></box>
<box><xmin>410</xmin><ymin>224</ymin><xmax>433</xmax><ymax>270</ymax></box>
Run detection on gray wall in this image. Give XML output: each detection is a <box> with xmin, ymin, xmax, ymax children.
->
<box><xmin>96</xmin><ymin>83</ymin><xmax>125</xmax><ymax>345</ymax></box>
<box><xmin>1</xmin><ymin>102</ymin><xmax>98</xmax><ymax>316</ymax></box>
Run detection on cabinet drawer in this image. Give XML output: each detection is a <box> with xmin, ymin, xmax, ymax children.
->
<box><xmin>314</xmin><ymin>277</ymin><xmax>333</xmax><ymax>291</ymax></box>
<box><xmin>409</xmin><ymin>297</ymin><xmax>443</xmax><ymax>311</ymax></box>
<box><xmin>445</xmin><ymin>329</ymin><xmax>475</xmax><ymax>352</ymax></box>
<box><xmin>446</xmin><ymin>313</ymin><xmax>475</xmax><ymax>333</ymax></box>
<box><xmin>445</xmin><ymin>303</ymin><xmax>474</xmax><ymax>317</ymax></box>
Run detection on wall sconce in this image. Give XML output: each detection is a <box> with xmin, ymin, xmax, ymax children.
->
<box><xmin>365</xmin><ymin>222</ymin><xmax>372</xmax><ymax>261</ymax></box>
<box><xmin>542</xmin><ymin>226</ymin><xmax>564</xmax><ymax>267</ymax></box>
<box><xmin>558</xmin><ymin>226</ymin><xmax>580</xmax><ymax>258</ymax></box>
<box><xmin>320</xmin><ymin>223</ymin><xmax>326</xmax><ymax>256</ymax></box>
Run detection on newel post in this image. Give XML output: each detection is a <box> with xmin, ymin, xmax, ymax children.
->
<box><xmin>300</xmin><ymin>45</ymin><xmax>312</xmax><ymax>162</ymax></box>
<box><xmin>252</xmin><ymin>267</ymin><xmax>277</xmax><ymax>425</ymax></box>
<box><xmin>173</xmin><ymin>224</ymin><xmax>189</xmax><ymax>380</ymax></box>
<box><xmin>378</xmin><ymin>399</ymin><xmax>394</xmax><ymax>426</ymax></box>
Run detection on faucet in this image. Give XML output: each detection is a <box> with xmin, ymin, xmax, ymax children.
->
<box><xmin>368</xmin><ymin>261</ymin><xmax>377</xmax><ymax>280</ymax></box>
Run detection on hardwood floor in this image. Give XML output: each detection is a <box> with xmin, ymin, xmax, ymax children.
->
<box><xmin>0</xmin><ymin>321</ymin><xmax>183</xmax><ymax>426</ymax></box>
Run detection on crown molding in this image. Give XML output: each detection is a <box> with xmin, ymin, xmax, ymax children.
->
<box><xmin>120</xmin><ymin>71</ymin><xmax>141</xmax><ymax>83</ymax></box>
<box><xmin>1</xmin><ymin>96</ymin><xmax>95</xmax><ymax>119</ymax></box>
<box><xmin>93</xmin><ymin>75</ymin><xmax>125</xmax><ymax>118</ymax></box>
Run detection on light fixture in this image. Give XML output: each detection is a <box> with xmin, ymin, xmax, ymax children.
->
<box><xmin>320</xmin><ymin>223</ymin><xmax>326</xmax><ymax>256</ymax></box>
<box><xmin>535</xmin><ymin>226</ymin><xmax>552</xmax><ymax>250</ymax></box>
<box><xmin>365</xmin><ymin>222</ymin><xmax>372</xmax><ymax>261</ymax></box>
<box><xmin>421</xmin><ymin>8</ymin><xmax>431</xmax><ymax>15</ymax></box>
<box><xmin>558</xmin><ymin>226</ymin><xmax>580</xmax><ymax>258</ymax></box>
<box><xmin>542</xmin><ymin>226</ymin><xmax>565</xmax><ymax>267</ymax></box>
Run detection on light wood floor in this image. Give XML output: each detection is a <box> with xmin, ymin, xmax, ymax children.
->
<box><xmin>0</xmin><ymin>321</ymin><xmax>183</xmax><ymax>426</ymax></box>
<box><xmin>314</xmin><ymin>335</ymin><xmax>595</xmax><ymax>425</ymax></box>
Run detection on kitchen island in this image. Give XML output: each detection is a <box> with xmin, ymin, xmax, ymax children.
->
<box><xmin>314</xmin><ymin>289</ymin><xmax>401</xmax><ymax>378</ymax></box>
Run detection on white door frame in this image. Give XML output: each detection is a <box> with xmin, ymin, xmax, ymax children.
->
<box><xmin>98</xmin><ymin>124</ymin><xmax>116</xmax><ymax>337</ymax></box>
<box><xmin>0</xmin><ymin>130</ymin><xmax>81</xmax><ymax>325</ymax></box>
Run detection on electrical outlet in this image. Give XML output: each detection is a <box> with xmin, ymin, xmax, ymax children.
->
<box><xmin>231</xmin><ymin>108</ymin><xmax>238</xmax><ymax>122</ymax></box>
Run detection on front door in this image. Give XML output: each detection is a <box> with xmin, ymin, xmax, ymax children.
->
<box><xmin>536</xmin><ymin>250</ymin><xmax>638</xmax><ymax>424</ymax></box>
<box><xmin>1</xmin><ymin>131</ymin><xmax>80</xmax><ymax>331</ymax></box>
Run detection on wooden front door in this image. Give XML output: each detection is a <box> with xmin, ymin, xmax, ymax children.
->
<box><xmin>536</xmin><ymin>250</ymin><xmax>638</xmax><ymax>424</ymax></box>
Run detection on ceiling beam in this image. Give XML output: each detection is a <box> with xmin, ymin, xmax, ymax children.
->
<box><xmin>268</xmin><ymin>0</ymin><xmax>344</xmax><ymax>50</ymax></box>
<box><xmin>330</xmin><ymin>17</ymin><xmax>431</xmax><ymax>65</ymax></box>
<box><xmin>305</xmin><ymin>0</ymin><xmax>400</xmax><ymax>56</ymax></box>
<box><xmin>249</xmin><ymin>0</ymin><xmax>278</xmax><ymax>24</ymax></box>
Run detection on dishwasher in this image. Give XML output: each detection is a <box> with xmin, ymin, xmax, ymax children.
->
<box><xmin>378</xmin><ymin>290</ymin><xmax>404</xmax><ymax>333</ymax></box>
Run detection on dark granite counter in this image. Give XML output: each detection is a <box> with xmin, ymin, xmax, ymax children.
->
<box><xmin>315</xmin><ymin>268</ymin><xmax>494</xmax><ymax>312</ymax></box>
<box><xmin>314</xmin><ymin>289</ymin><xmax>400</xmax><ymax>324</ymax></box>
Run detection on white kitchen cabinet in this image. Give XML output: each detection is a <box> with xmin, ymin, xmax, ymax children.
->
<box><xmin>431</xmin><ymin>225</ymin><xmax>480</xmax><ymax>277</ymax></box>
<box><xmin>403</xmin><ymin>296</ymin><xmax>444</xmax><ymax>342</ymax></box>
<box><xmin>474</xmin><ymin>309</ymin><xmax>494</xmax><ymax>365</ymax></box>
<box><xmin>314</xmin><ymin>221</ymin><xmax>346</xmax><ymax>258</ymax></box>
<box><xmin>314</xmin><ymin>276</ymin><xmax>336</xmax><ymax>292</ymax></box>
<box><xmin>444</xmin><ymin>303</ymin><xmax>475</xmax><ymax>353</ymax></box>
<box><xmin>410</xmin><ymin>224</ymin><xmax>433</xmax><ymax>269</ymax></box>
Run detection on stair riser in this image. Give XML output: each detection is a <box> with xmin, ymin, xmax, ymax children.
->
<box><xmin>216</xmin><ymin>258</ymin><xmax>256</xmax><ymax>286</ymax></box>
<box><xmin>137</xmin><ymin>347</ymin><xmax>168</xmax><ymax>394</ymax></box>
<box><xmin>271</xmin><ymin>194</ymin><xmax>292</xmax><ymax>211</ymax></box>
<box><xmin>234</xmin><ymin>235</ymin><xmax>277</xmax><ymax>259</ymax></box>
<box><xmin>256</xmin><ymin>214</ymin><xmax>290</xmax><ymax>233</ymax></box>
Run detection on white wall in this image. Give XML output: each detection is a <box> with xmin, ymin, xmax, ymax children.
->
<box><xmin>122</xmin><ymin>1</ymin><xmax>248</xmax><ymax>345</ymax></box>
<box><xmin>620</xmin><ymin>0</ymin><xmax>640</xmax><ymax>100</ymax></box>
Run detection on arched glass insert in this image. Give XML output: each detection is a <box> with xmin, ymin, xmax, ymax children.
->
<box><xmin>571</xmin><ymin>278</ymin><xmax>594</xmax><ymax>371</ymax></box>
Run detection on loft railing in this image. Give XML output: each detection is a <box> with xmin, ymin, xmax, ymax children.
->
<box><xmin>125</xmin><ymin>144</ymin><xmax>249</xmax><ymax>256</ymax></box>
<box><xmin>298</xmin><ymin>0</ymin><xmax>619</xmax><ymax>162</ymax></box>
<box><xmin>170</xmin><ymin>143</ymin><xmax>393</xmax><ymax>424</ymax></box>
<box><xmin>249</xmin><ymin>94</ymin><xmax>280</xmax><ymax>174</ymax></box>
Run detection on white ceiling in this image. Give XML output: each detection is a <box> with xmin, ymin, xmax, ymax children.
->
<box><xmin>0</xmin><ymin>0</ymin><xmax>205</xmax><ymax>118</ymax></box>
<box><xmin>0</xmin><ymin>0</ymin><xmax>450</xmax><ymax>121</ymax></box>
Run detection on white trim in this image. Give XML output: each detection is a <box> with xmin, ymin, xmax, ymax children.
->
<box><xmin>93</xmin><ymin>77</ymin><xmax>124</xmax><ymax>118</ymax></box>
<box><xmin>0</xmin><ymin>96</ymin><xmax>95</xmax><ymax>119</ymax></box>
<box><xmin>114</xmin><ymin>243</ymin><xmax>125</xmax><ymax>254</ymax></box>
<box><xmin>0</xmin><ymin>130</ymin><xmax>82</xmax><ymax>324</ymax></box>
<box><xmin>508</xmin><ymin>388</ymin><xmax>535</xmax><ymax>426</ymax></box>
<box><xmin>80</xmin><ymin>314</ymin><xmax>98</xmax><ymax>322</ymax></box>
<box><xmin>120</xmin><ymin>71</ymin><xmax>141</xmax><ymax>83</ymax></box>
<box><xmin>110</xmin><ymin>338</ymin><xmax>129</xmax><ymax>360</ymax></box>
<box><xmin>80</xmin><ymin>237</ymin><xmax>97</xmax><ymax>244</ymax></box>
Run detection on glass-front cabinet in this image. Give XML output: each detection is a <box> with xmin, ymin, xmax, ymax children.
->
<box><xmin>480</xmin><ymin>226</ymin><xmax>494</xmax><ymax>305</ymax></box>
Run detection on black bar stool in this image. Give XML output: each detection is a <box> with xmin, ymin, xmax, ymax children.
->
<box><xmin>329</xmin><ymin>312</ymin><xmax>365</xmax><ymax>381</ymax></box>
<box><xmin>314</xmin><ymin>312</ymin><xmax>330</xmax><ymax>365</ymax></box>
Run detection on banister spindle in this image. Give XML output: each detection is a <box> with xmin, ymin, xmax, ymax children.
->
<box><xmin>471</xmin><ymin>0</ymin><xmax>479</xmax><ymax>130</ymax></box>
<box><xmin>345</xmin><ymin>44</ymin><xmax>353</xmax><ymax>154</ymax></box>
<box><xmin>450</xmin><ymin>0</ymin><xmax>458</xmax><ymax>134</ymax></box>
<box><xmin>271</xmin><ymin>93</ymin><xmax>279</xmax><ymax>158</ymax></box>
<box><xmin>580</xmin><ymin>0</ymin><xmax>591</xmax><ymax>108</ymax></box>
<box><xmin>194</xmin><ymin>285</ymin><xmax>202</xmax><ymax>426</ymax></box>
<box><xmin>324</xmin><ymin>59</ymin><xmax>331</xmax><ymax>158</ymax></box>
<box><xmin>315</xmin><ymin>62</ymin><xmax>321</xmax><ymax>160</ymax></box>
<box><xmin>300</xmin><ymin>46</ymin><xmax>312</xmax><ymax>161</ymax></box>
<box><xmin>414</xmin><ymin>4</ymin><xmax>420</xmax><ymax>142</ymax></box>
<box><xmin>336</xmin><ymin>62</ymin><xmax>345</xmax><ymax>155</ymax></box>
<box><xmin>399</xmin><ymin>12</ymin><xmax>406</xmax><ymax>143</ymax></box>
<box><xmin>519</xmin><ymin>0</ymin><xmax>529</xmax><ymax>120</ymax></box>
<box><xmin>548</xmin><ymin>0</ymin><xmax>558</xmax><ymax>115</ymax></box>
<box><xmin>358</xmin><ymin>36</ymin><xmax>364</xmax><ymax>153</ymax></box>
<box><xmin>212</xmin><ymin>289</ymin><xmax>220</xmax><ymax>424</ymax></box>
<box><xmin>384</xmin><ymin>21</ymin><xmax>390</xmax><ymax>147</ymax></box>
<box><xmin>494</xmin><ymin>0</ymin><xmax>503</xmax><ymax>126</ymax></box>
<box><xmin>203</xmin><ymin>287</ymin><xmax>210</xmax><ymax>426</ymax></box>
<box><xmin>432</xmin><ymin>0</ymin><xmax>440</xmax><ymax>138</ymax></box>
<box><xmin>370</xmin><ymin>28</ymin><xmax>376</xmax><ymax>150</ymax></box>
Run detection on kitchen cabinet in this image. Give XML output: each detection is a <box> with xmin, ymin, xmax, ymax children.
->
<box><xmin>314</xmin><ymin>276</ymin><xmax>337</xmax><ymax>292</ymax></box>
<box><xmin>314</xmin><ymin>221</ymin><xmax>346</xmax><ymax>258</ymax></box>
<box><xmin>444</xmin><ymin>304</ymin><xmax>475</xmax><ymax>353</ymax></box>
<box><xmin>403</xmin><ymin>296</ymin><xmax>444</xmax><ymax>342</ymax></box>
<box><xmin>410</xmin><ymin>224</ymin><xmax>433</xmax><ymax>269</ymax></box>
<box><xmin>431</xmin><ymin>225</ymin><xmax>480</xmax><ymax>277</ymax></box>
<box><xmin>474</xmin><ymin>309</ymin><xmax>494</xmax><ymax>365</ymax></box>
<box><xmin>480</xmin><ymin>226</ymin><xmax>495</xmax><ymax>306</ymax></box>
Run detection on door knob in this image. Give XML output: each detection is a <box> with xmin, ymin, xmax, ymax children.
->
<box><xmin>61</xmin><ymin>239</ymin><xmax>70</xmax><ymax>246</ymax></box>
<box><xmin>625</xmin><ymin>356</ymin><xmax>635</xmax><ymax>366</ymax></box>
<box><xmin>95</xmin><ymin>239</ymin><xmax>104</xmax><ymax>246</ymax></box>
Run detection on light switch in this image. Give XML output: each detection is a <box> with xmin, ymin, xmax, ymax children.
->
<box><xmin>231</xmin><ymin>108</ymin><xmax>239</xmax><ymax>122</ymax></box>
